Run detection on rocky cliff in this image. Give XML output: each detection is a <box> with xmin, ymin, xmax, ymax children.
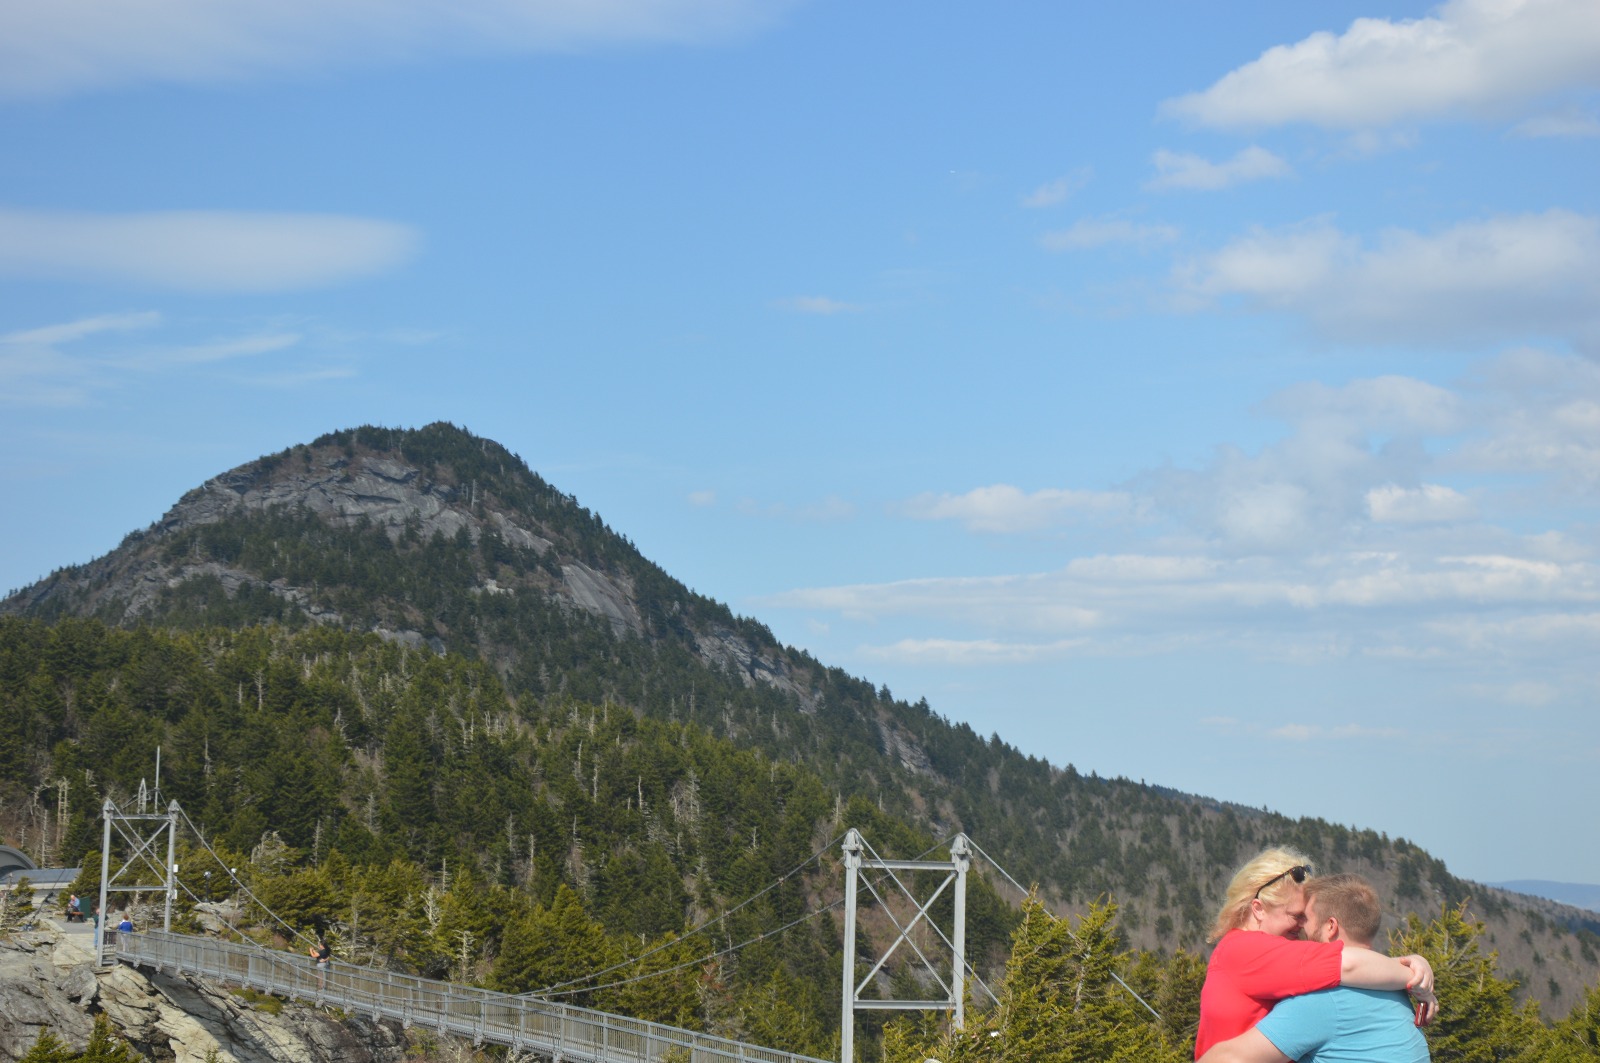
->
<box><xmin>0</xmin><ymin>922</ymin><xmax>413</xmax><ymax>1063</ymax></box>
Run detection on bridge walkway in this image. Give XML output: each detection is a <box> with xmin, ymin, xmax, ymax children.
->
<box><xmin>114</xmin><ymin>929</ymin><xmax>831</xmax><ymax>1063</ymax></box>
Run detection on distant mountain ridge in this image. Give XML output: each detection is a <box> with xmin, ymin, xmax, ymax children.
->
<box><xmin>1494</xmin><ymin>881</ymin><xmax>1600</xmax><ymax>915</ymax></box>
<box><xmin>5</xmin><ymin>421</ymin><xmax>1597</xmax><ymax>1012</ymax></box>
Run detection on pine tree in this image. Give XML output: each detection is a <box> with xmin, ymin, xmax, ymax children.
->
<box><xmin>1391</xmin><ymin>903</ymin><xmax>1545</xmax><ymax>1063</ymax></box>
<box><xmin>884</xmin><ymin>894</ymin><xmax>1185</xmax><ymax>1063</ymax></box>
<box><xmin>1545</xmin><ymin>980</ymin><xmax>1600</xmax><ymax>1062</ymax></box>
<box><xmin>77</xmin><ymin>1015</ymin><xmax>142</xmax><ymax>1063</ymax></box>
<box><xmin>18</xmin><ymin>1028</ymin><xmax>73</xmax><ymax>1063</ymax></box>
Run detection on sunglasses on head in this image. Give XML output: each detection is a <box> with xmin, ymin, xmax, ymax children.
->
<box><xmin>1255</xmin><ymin>864</ymin><xmax>1313</xmax><ymax>899</ymax></box>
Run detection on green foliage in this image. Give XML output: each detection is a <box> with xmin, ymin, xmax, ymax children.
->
<box><xmin>18</xmin><ymin>1017</ymin><xmax>141</xmax><ymax>1063</ymax></box>
<box><xmin>78</xmin><ymin>1016</ymin><xmax>141</xmax><ymax>1063</ymax></box>
<box><xmin>1</xmin><ymin>876</ymin><xmax>36</xmax><ymax>930</ymax></box>
<box><xmin>884</xmin><ymin>895</ymin><xmax>1188</xmax><ymax>1063</ymax></box>
<box><xmin>231</xmin><ymin>987</ymin><xmax>285</xmax><ymax>1015</ymax></box>
<box><xmin>1392</xmin><ymin>903</ymin><xmax>1546</xmax><ymax>1063</ymax></box>
<box><xmin>1547</xmin><ymin>980</ymin><xmax>1600</xmax><ymax>1061</ymax></box>
<box><xmin>18</xmin><ymin>1028</ymin><xmax>74</xmax><ymax>1063</ymax></box>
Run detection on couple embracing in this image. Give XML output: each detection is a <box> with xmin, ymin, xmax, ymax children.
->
<box><xmin>1196</xmin><ymin>848</ymin><xmax>1436</xmax><ymax>1063</ymax></box>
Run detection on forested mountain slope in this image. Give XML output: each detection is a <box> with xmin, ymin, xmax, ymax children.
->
<box><xmin>3</xmin><ymin>422</ymin><xmax>1596</xmax><ymax>1017</ymax></box>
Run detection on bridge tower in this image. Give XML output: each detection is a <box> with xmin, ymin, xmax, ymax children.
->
<box><xmin>95</xmin><ymin>797</ymin><xmax>179</xmax><ymax>965</ymax></box>
<box><xmin>839</xmin><ymin>829</ymin><xmax>970</xmax><ymax>1063</ymax></box>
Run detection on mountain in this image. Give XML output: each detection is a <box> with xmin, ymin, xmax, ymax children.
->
<box><xmin>5</xmin><ymin>422</ymin><xmax>1598</xmax><ymax>1016</ymax></box>
<box><xmin>1494</xmin><ymin>882</ymin><xmax>1600</xmax><ymax>915</ymax></box>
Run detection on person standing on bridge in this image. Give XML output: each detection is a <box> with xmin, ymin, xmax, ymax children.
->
<box><xmin>310</xmin><ymin>936</ymin><xmax>331</xmax><ymax>990</ymax></box>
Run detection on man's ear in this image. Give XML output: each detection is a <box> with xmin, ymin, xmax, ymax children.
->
<box><xmin>1324</xmin><ymin>915</ymin><xmax>1342</xmax><ymax>942</ymax></box>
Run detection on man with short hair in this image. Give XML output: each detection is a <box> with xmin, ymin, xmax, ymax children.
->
<box><xmin>1199</xmin><ymin>874</ymin><xmax>1430</xmax><ymax>1063</ymax></box>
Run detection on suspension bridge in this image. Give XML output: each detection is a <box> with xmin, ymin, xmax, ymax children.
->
<box><xmin>91</xmin><ymin>793</ymin><xmax>1142</xmax><ymax>1063</ymax></box>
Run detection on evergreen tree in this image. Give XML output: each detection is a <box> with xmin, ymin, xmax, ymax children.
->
<box><xmin>18</xmin><ymin>1028</ymin><xmax>73</xmax><ymax>1063</ymax></box>
<box><xmin>884</xmin><ymin>894</ymin><xmax>1185</xmax><ymax>1063</ymax></box>
<box><xmin>1546</xmin><ymin>980</ymin><xmax>1600</xmax><ymax>1062</ymax></box>
<box><xmin>1392</xmin><ymin>903</ymin><xmax>1545</xmax><ymax>1063</ymax></box>
<box><xmin>78</xmin><ymin>1015</ymin><xmax>142</xmax><ymax>1063</ymax></box>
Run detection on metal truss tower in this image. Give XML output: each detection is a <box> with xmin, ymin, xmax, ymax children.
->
<box><xmin>839</xmin><ymin>829</ymin><xmax>971</xmax><ymax>1063</ymax></box>
<box><xmin>95</xmin><ymin>797</ymin><xmax>179</xmax><ymax>965</ymax></box>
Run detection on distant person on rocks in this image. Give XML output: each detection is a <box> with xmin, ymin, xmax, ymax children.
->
<box><xmin>1199</xmin><ymin>874</ymin><xmax>1430</xmax><ymax>1063</ymax></box>
<box><xmin>310</xmin><ymin>936</ymin><xmax>331</xmax><ymax>990</ymax></box>
<box><xmin>1194</xmin><ymin>847</ymin><xmax>1436</xmax><ymax>1058</ymax></box>
<box><xmin>66</xmin><ymin>893</ymin><xmax>83</xmax><ymax>922</ymax></box>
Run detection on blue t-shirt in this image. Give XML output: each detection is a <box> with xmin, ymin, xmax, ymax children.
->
<box><xmin>1256</xmin><ymin>986</ymin><xmax>1428</xmax><ymax>1063</ymax></box>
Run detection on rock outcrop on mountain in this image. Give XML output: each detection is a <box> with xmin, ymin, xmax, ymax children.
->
<box><xmin>0</xmin><ymin>923</ymin><xmax>409</xmax><ymax>1063</ymax></box>
<box><xmin>1</xmin><ymin>423</ymin><xmax>820</xmax><ymax>712</ymax></box>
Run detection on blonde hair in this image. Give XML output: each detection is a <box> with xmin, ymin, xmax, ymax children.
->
<box><xmin>1207</xmin><ymin>846</ymin><xmax>1314</xmax><ymax>944</ymax></box>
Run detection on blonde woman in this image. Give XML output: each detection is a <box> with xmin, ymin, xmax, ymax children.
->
<box><xmin>1193</xmin><ymin>848</ymin><xmax>1436</xmax><ymax>1058</ymax></box>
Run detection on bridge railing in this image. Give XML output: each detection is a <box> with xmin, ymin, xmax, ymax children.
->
<box><xmin>116</xmin><ymin>931</ymin><xmax>831</xmax><ymax>1063</ymax></box>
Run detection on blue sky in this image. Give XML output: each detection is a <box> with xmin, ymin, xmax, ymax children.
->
<box><xmin>2</xmin><ymin>0</ymin><xmax>1598</xmax><ymax>885</ymax></box>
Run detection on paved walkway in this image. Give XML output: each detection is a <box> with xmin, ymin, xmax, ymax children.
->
<box><xmin>31</xmin><ymin>913</ymin><xmax>98</xmax><ymax>964</ymax></box>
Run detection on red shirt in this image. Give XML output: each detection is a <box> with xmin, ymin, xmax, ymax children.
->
<box><xmin>1194</xmin><ymin>930</ymin><xmax>1344</xmax><ymax>1057</ymax></box>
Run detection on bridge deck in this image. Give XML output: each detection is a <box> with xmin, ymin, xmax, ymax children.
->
<box><xmin>116</xmin><ymin>931</ymin><xmax>830</xmax><ymax>1063</ymax></box>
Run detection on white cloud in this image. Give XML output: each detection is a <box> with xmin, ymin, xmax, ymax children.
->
<box><xmin>1146</xmin><ymin>146</ymin><xmax>1292</xmax><ymax>191</ymax></box>
<box><xmin>861</xmin><ymin>637</ymin><xmax>1089</xmax><ymax>666</ymax></box>
<box><xmin>769</xmin><ymin>350</ymin><xmax>1600</xmax><ymax>680</ymax></box>
<box><xmin>1040</xmin><ymin>218</ymin><xmax>1180</xmax><ymax>252</ymax></box>
<box><xmin>1512</xmin><ymin>106</ymin><xmax>1600</xmax><ymax>138</ymax></box>
<box><xmin>2</xmin><ymin>311</ymin><xmax>161</xmax><ymax>346</ymax></box>
<box><xmin>1269</xmin><ymin>723</ymin><xmax>1405</xmax><ymax>741</ymax></box>
<box><xmin>1262</xmin><ymin>376</ymin><xmax>1463</xmax><ymax>436</ymax></box>
<box><xmin>0</xmin><ymin>0</ymin><xmax>795</xmax><ymax>99</ymax></box>
<box><xmin>0</xmin><ymin>311</ymin><xmax>162</xmax><ymax>407</ymax></box>
<box><xmin>1021</xmin><ymin>168</ymin><xmax>1092</xmax><ymax>208</ymax></box>
<box><xmin>1176</xmin><ymin>211</ymin><xmax>1600</xmax><ymax>351</ymax></box>
<box><xmin>775</xmin><ymin>295</ymin><xmax>859</xmax><ymax>315</ymax></box>
<box><xmin>0</xmin><ymin>311</ymin><xmax>377</xmax><ymax>407</ymax></box>
<box><xmin>1450</xmin><ymin>348</ymin><xmax>1600</xmax><ymax>490</ymax></box>
<box><xmin>770</xmin><ymin>551</ymin><xmax>1600</xmax><ymax>652</ymax></box>
<box><xmin>0</xmin><ymin>208</ymin><xmax>419</xmax><ymax>292</ymax></box>
<box><xmin>244</xmin><ymin>365</ymin><xmax>358</xmax><ymax>388</ymax></box>
<box><xmin>1498</xmin><ymin>680</ymin><xmax>1561</xmax><ymax>707</ymax></box>
<box><xmin>901</xmin><ymin>484</ymin><xmax>1134</xmax><ymax>533</ymax></box>
<box><xmin>767</xmin><ymin>571</ymin><xmax>1103</xmax><ymax>633</ymax></box>
<box><xmin>1366</xmin><ymin>483</ymin><xmax>1476</xmax><ymax>523</ymax></box>
<box><xmin>109</xmin><ymin>332</ymin><xmax>302</xmax><ymax>371</ymax></box>
<box><xmin>1162</xmin><ymin>0</ymin><xmax>1600</xmax><ymax>130</ymax></box>
<box><xmin>688</xmin><ymin>490</ymin><xmax>717</xmax><ymax>507</ymax></box>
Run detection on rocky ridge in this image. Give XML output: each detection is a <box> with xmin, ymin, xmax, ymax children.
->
<box><xmin>1</xmin><ymin>426</ymin><xmax>819</xmax><ymax>710</ymax></box>
<box><xmin>0</xmin><ymin>922</ymin><xmax>410</xmax><ymax>1063</ymax></box>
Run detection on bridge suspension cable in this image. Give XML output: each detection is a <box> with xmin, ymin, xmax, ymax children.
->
<box><xmin>963</xmin><ymin>836</ymin><xmax>1161</xmax><ymax>1022</ymax></box>
<box><xmin>174</xmin><ymin>805</ymin><xmax>318</xmax><ymax>950</ymax></box>
<box><xmin>536</xmin><ymin>834</ymin><xmax>966</xmax><ymax>1001</ymax></box>
<box><xmin>530</xmin><ymin>829</ymin><xmax>848</xmax><ymax>997</ymax></box>
<box><xmin>537</xmin><ymin>899</ymin><xmax>848</xmax><ymax>999</ymax></box>
<box><xmin>134</xmin><ymin>799</ymin><xmax>1162</xmax><ymax>1034</ymax></box>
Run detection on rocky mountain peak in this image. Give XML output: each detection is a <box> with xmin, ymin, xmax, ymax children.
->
<box><xmin>2</xmin><ymin>423</ymin><xmax>825</xmax><ymax>712</ymax></box>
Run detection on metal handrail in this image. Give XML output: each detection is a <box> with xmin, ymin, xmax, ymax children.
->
<box><xmin>117</xmin><ymin>930</ymin><xmax>829</xmax><ymax>1063</ymax></box>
